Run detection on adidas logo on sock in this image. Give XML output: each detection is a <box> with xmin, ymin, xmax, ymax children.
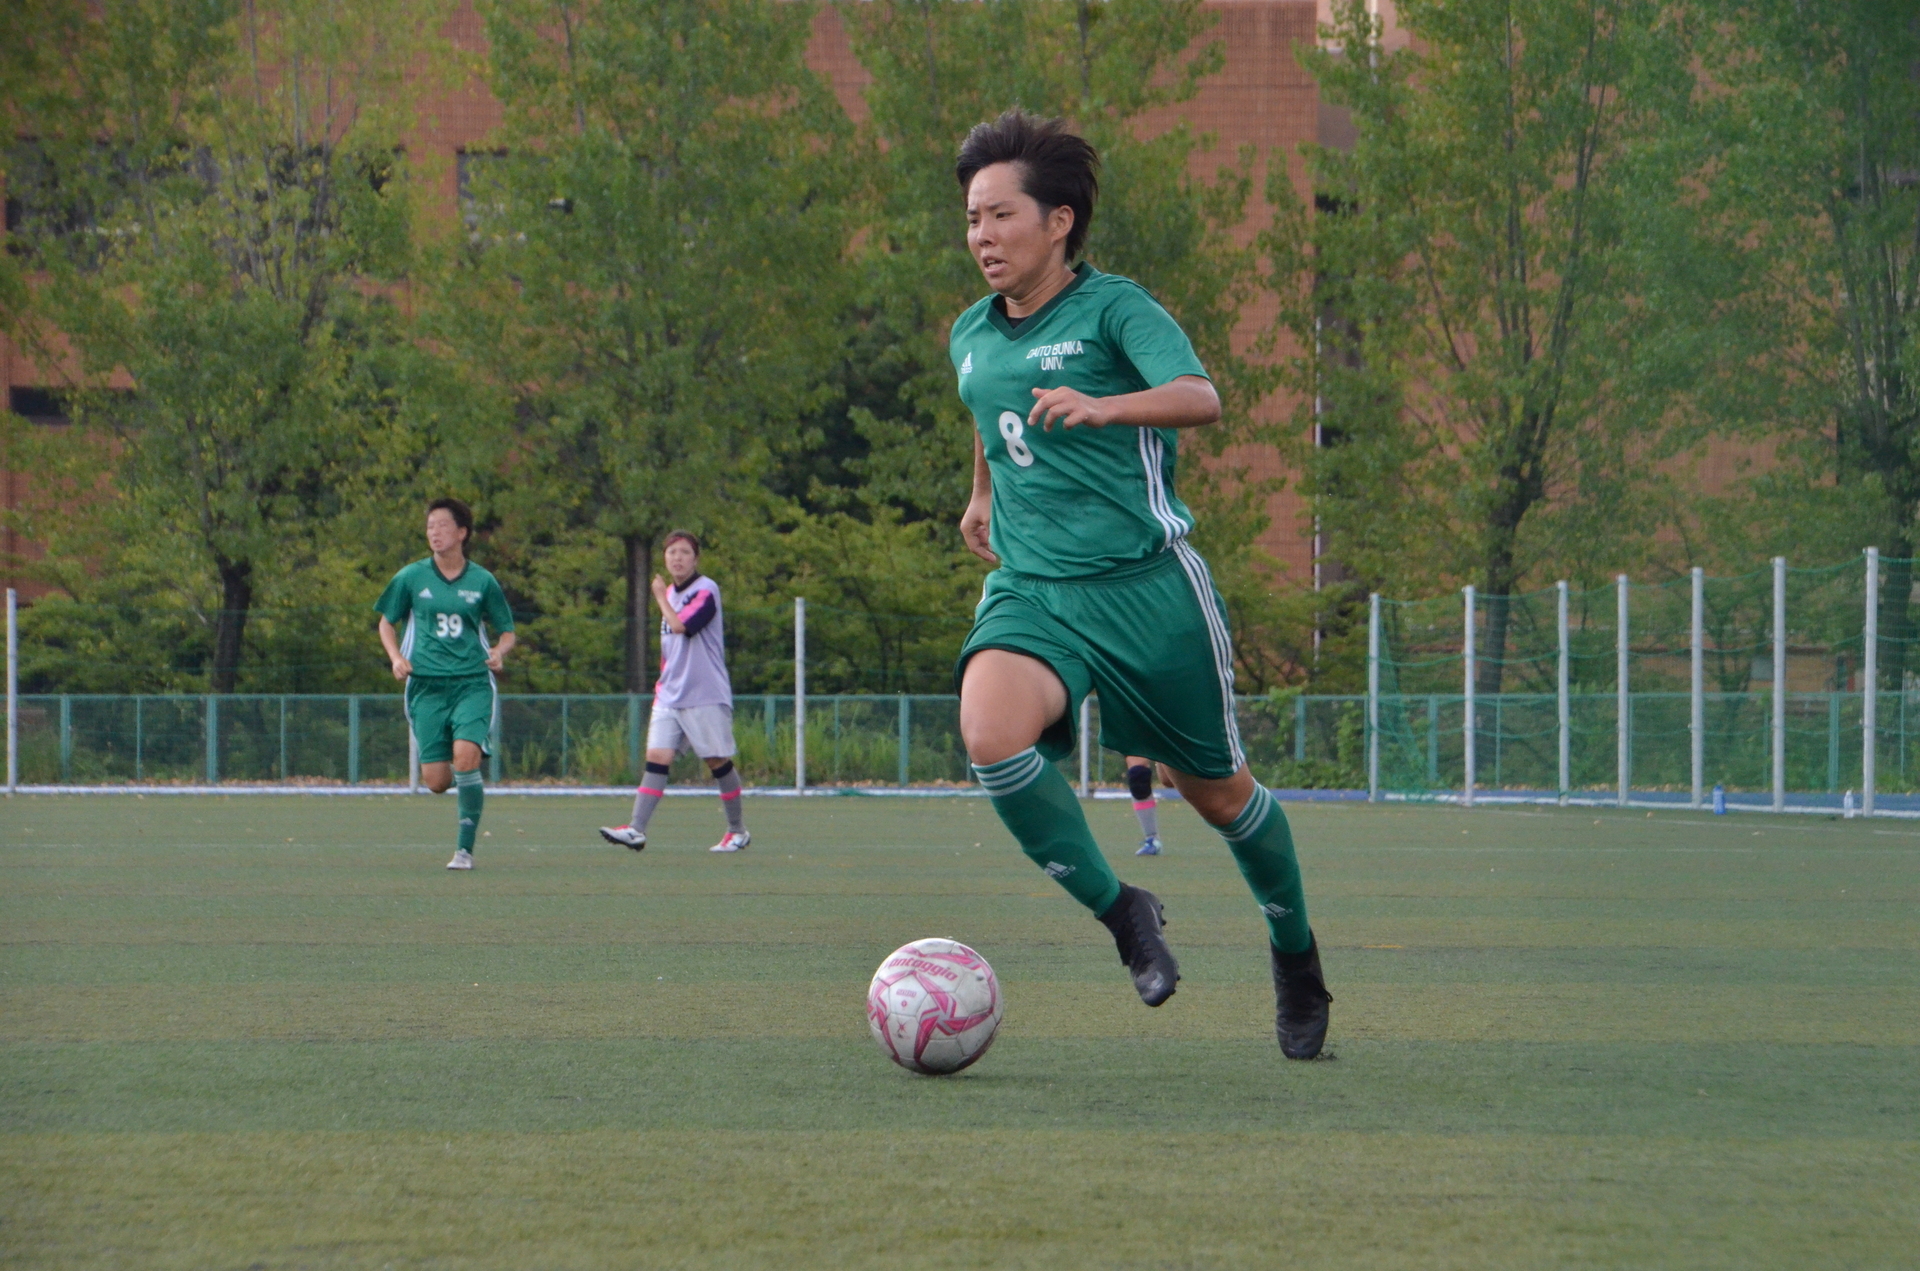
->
<box><xmin>1043</xmin><ymin>862</ymin><xmax>1075</xmax><ymax>879</ymax></box>
<box><xmin>1261</xmin><ymin>902</ymin><xmax>1294</xmax><ymax>919</ymax></box>
<box><xmin>459</xmin><ymin>817</ymin><xmax>475</xmax><ymax>827</ymax></box>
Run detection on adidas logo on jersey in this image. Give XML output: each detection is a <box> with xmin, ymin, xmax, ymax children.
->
<box><xmin>419</xmin><ymin>588</ymin><xmax>433</xmax><ymax>598</ymax></box>
<box><xmin>959</xmin><ymin>352</ymin><xmax>972</xmax><ymax>375</ymax></box>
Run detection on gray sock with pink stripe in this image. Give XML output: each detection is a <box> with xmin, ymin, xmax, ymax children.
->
<box><xmin>714</xmin><ymin>761</ymin><xmax>745</xmax><ymax>833</ymax></box>
<box><xmin>630</xmin><ymin>762</ymin><xmax>670</xmax><ymax>832</ymax></box>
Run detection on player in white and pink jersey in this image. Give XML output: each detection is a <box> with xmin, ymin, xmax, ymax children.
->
<box><xmin>599</xmin><ymin>531</ymin><xmax>750</xmax><ymax>854</ymax></box>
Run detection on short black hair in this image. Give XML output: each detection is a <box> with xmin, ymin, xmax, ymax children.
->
<box><xmin>426</xmin><ymin>497</ymin><xmax>473</xmax><ymax>543</ymax></box>
<box><xmin>663</xmin><ymin>529</ymin><xmax>701</xmax><ymax>555</ymax></box>
<box><xmin>955</xmin><ymin>109</ymin><xmax>1100</xmax><ymax>260</ymax></box>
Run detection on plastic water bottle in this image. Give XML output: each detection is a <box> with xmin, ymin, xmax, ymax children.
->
<box><xmin>1844</xmin><ymin>789</ymin><xmax>1856</xmax><ymax>819</ymax></box>
<box><xmin>1712</xmin><ymin>783</ymin><xmax>1727</xmax><ymax>815</ymax></box>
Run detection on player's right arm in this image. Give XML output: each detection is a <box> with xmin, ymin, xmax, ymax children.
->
<box><xmin>960</xmin><ymin>431</ymin><xmax>998</xmax><ymax>564</ymax></box>
<box><xmin>377</xmin><ymin>616</ymin><xmax>410</xmax><ymax>681</ymax></box>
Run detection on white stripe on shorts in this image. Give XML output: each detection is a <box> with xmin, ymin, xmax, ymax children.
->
<box><xmin>1172</xmin><ymin>540</ymin><xmax>1245</xmax><ymax>770</ymax></box>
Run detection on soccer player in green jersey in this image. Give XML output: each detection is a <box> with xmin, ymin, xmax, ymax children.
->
<box><xmin>950</xmin><ymin>110</ymin><xmax>1332</xmax><ymax>1059</ymax></box>
<box><xmin>375</xmin><ymin>498</ymin><xmax>517</xmax><ymax>871</ymax></box>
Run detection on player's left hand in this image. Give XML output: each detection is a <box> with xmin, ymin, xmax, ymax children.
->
<box><xmin>1029</xmin><ymin>385</ymin><xmax>1110</xmax><ymax>432</ymax></box>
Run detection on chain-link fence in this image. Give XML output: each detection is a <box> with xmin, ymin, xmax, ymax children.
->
<box><xmin>3</xmin><ymin>690</ymin><xmax>1368</xmax><ymax>792</ymax></box>
<box><xmin>1368</xmin><ymin>550</ymin><xmax>1920</xmax><ymax>812</ymax></box>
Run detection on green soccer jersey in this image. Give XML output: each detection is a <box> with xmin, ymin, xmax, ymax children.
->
<box><xmin>374</xmin><ymin>558</ymin><xmax>515</xmax><ymax>679</ymax></box>
<box><xmin>950</xmin><ymin>263</ymin><xmax>1209</xmax><ymax>579</ymax></box>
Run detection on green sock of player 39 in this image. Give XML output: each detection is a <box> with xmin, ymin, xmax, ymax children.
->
<box><xmin>454</xmin><ymin>768</ymin><xmax>484</xmax><ymax>852</ymax></box>
<box><xmin>973</xmin><ymin>748</ymin><xmax>1122</xmax><ymax>916</ymax></box>
<box><xmin>1217</xmin><ymin>785</ymin><xmax>1311</xmax><ymax>953</ymax></box>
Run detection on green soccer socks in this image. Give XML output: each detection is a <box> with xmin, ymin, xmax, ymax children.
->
<box><xmin>454</xmin><ymin>767</ymin><xmax>484</xmax><ymax>852</ymax></box>
<box><xmin>973</xmin><ymin>748</ymin><xmax>1123</xmax><ymax>916</ymax></box>
<box><xmin>1217</xmin><ymin>785</ymin><xmax>1312</xmax><ymax>953</ymax></box>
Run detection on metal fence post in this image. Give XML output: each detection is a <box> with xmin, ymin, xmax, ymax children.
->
<box><xmin>1557</xmin><ymin>580</ymin><xmax>1570</xmax><ymax>802</ymax></box>
<box><xmin>794</xmin><ymin>597</ymin><xmax>806</xmax><ymax>792</ymax></box>
<box><xmin>348</xmin><ymin>695</ymin><xmax>361</xmax><ymax>785</ymax></box>
<box><xmin>1691</xmin><ymin>567</ymin><xmax>1704</xmax><ymax>809</ymax></box>
<box><xmin>278</xmin><ymin>695</ymin><xmax>288</xmax><ymax>781</ymax></box>
<box><xmin>628</xmin><ymin>693</ymin><xmax>641</xmax><ymax>781</ymax></box>
<box><xmin>898</xmin><ymin>694</ymin><xmax>910</xmax><ymax>788</ymax></box>
<box><xmin>409</xmin><ymin>725</ymin><xmax>421</xmax><ymax>794</ymax></box>
<box><xmin>1828</xmin><ymin>692</ymin><xmax>1841</xmax><ymax>791</ymax></box>
<box><xmin>205</xmin><ymin>694</ymin><xmax>219</xmax><ymax>784</ymax></box>
<box><xmin>489</xmin><ymin>696</ymin><xmax>502</xmax><ymax>783</ymax></box>
<box><xmin>1427</xmin><ymin>696</ymin><xmax>1438</xmax><ymax>784</ymax></box>
<box><xmin>59</xmin><ymin>694</ymin><xmax>71</xmax><ymax>782</ymax></box>
<box><xmin>134</xmin><ymin>697</ymin><xmax>143</xmax><ymax>782</ymax></box>
<box><xmin>1864</xmin><ymin>547</ymin><xmax>1878</xmax><ymax>815</ymax></box>
<box><xmin>559</xmin><ymin>696</ymin><xmax>569</xmax><ymax>779</ymax></box>
<box><xmin>5</xmin><ymin>589</ymin><xmax>15</xmax><ymax>793</ymax></box>
<box><xmin>1367</xmin><ymin>592</ymin><xmax>1380</xmax><ymax>801</ymax></box>
<box><xmin>1463</xmin><ymin>585</ymin><xmax>1476</xmax><ymax>808</ymax></box>
<box><xmin>1294</xmin><ymin>694</ymin><xmax>1307</xmax><ymax>762</ymax></box>
<box><xmin>1617</xmin><ymin>575</ymin><xmax>1629</xmax><ymax>807</ymax></box>
<box><xmin>1078</xmin><ymin>697</ymin><xmax>1091</xmax><ymax>797</ymax></box>
<box><xmin>1773</xmin><ymin>556</ymin><xmax>1787</xmax><ymax>812</ymax></box>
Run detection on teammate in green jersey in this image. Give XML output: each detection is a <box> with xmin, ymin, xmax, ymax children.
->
<box><xmin>950</xmin><ymin>110</ymin><xmax>1332</xmax><ymax>1059</ymax></box>
<box><xmin>375</xmin><ymin>498</ymin><xmax>517</xmax><ymax>871</ymax></box>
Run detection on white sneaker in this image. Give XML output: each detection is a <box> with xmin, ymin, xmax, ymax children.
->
<box><xmin>710</xmin><ymin>830</ymin><xmax>751</xmax><ymax>853</ymax></box>
<box><xmin>447</xmin><ymin>849</ymin><xmax>474</xmax><ymax>870</ymax></box>
<box><xmin>1136</xmin><ymin>836</ymin><xmax>1163</xmax><ymax>857</ymax></box>
<box><xmin>600</xmin><ymin>825</ymin><xmax>647</xmax><ymax>851</ymax></box>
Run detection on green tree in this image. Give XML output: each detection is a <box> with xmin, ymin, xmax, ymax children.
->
<box><xmin>443</xmin><ymin>0</ymin><xmax>856</xmax><ymax>692</ymax></box>
<box><xmin>1</xmin><ymin>0</ymin><xmax>446</xmax><ymax>692</ymax></box>
<box><xmin>1266</xmin><ymin>0</ymin><xmax>1701</xmax><ymax>693</ymax></box>
<box><xmin>1687</xmin><ymin>0</ymin><xmax>1920</xmax><ymax>684</ymax></box>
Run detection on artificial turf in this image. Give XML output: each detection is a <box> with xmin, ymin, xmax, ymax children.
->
<box><xmin>2</xmin><ymin>792</ymin><xmax>1916</xmax><ymax>1268</ymax></box>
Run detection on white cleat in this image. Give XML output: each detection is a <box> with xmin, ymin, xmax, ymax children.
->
<box><xmin>447</xmin><ymin>849</ymin><xmax>474</xmax><ymax>870</ymax></box>
<box><xmin>599</xmin><ymin>825</ymin><xmax>647</xmax><ymax>851</ymax></box>
<box><xmin>709</xmin><ymin>830</ymin><xmax>751</xmax><ymax>854</ymax></box>
<box><xmin>1136</xmin><ymin>835</ymin><xmax>1163</xmax><ymax>857</ymax></box>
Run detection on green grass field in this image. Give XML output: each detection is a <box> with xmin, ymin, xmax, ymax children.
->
<box><xmin>3</xmin><ymin>793</ymin><xmax>1916</xmax><ymax>1268</ymax></box>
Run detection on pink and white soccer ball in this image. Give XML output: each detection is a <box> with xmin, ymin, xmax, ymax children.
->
<box><xmin>866</xmin><ymin>938</ymin><xmax>1005</xmax><ymax>1075</ymax></box>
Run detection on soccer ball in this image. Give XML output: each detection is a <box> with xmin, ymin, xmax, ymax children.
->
<box><xmin>866</xmin><ymin>938</ymin><xmax>1005</xmax><ymax>1075</ymax></box>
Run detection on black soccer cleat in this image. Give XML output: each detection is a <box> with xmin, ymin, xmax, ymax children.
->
<box><xmin>1270</xmin><ymin>932</ymin><xmax>1333</xmax><ymax>1059</ymax></box>
<box><xmin>1097</xmin><ymin>883</ymin><xmax>1180</xmax><ymax>1007</ymax></box>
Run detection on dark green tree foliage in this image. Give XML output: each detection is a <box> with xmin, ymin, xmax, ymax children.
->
<box><xmin>1267</xmin><ymin>0</ymin><xmax>1699</xmax><ymax>692</ymax></box>
<box><xmin>1686</xmin><ymin>0</ymin><xmax>1920</xmax><ymax>685</ymax></box>
<box><xmin>445</xmin><ymin>0</ymin><xmax>854</xmax><ymax>692</ymax></box>
<box><xmin>1</xmin><ymin>0</ymin><xmax>445</xmax><ymax>692</ymax></box>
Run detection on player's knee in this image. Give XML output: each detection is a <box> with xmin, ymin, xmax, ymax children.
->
<box><xmin>1171</xmin><ymin>767</ymin><xmax>1256</xmax><ymax>826</ymax></box>
<box><xmin>1126</xmin><ymin>764</ymin><xmax>1154</xmax><ymax>802</ymax></box>
<box><xmin>425</xmin><ymin>772</ymin><xmax>453</xmax><ymax>794</ymax></box>
<box><xmin>645</xmin><ymin>748</ymin><xmax>677</xmax><ymax>767</ymax></box>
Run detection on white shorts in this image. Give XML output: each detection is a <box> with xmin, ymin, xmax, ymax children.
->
<box><xmin>647</xmin><ymin>703</ymin><xmax>737</xmax><ymax>759</ymax></box>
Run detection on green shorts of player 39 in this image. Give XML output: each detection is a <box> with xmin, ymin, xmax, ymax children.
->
<box><xmin>955</xmin><ymin>542</ymin><xmax>1245</xmax><ymax>779</ymax></box>
<box><xmin>405</xmin><ymin>674</ymin><xmax>498</xmax><ymax>765</ymax></box>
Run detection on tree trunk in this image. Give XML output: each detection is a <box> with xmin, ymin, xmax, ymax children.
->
<box><xmin>1477</xmin><ymin>522</ymin><xmax>1525</xmax><ymax>698</ymax></box>
<box><xmin>211</xmin><ymin>558</ymin><xmax>253</xmax><ymax>694</ymax></box>
<box><xmin>624</xmin><ymin>532</ymin><xmax>654</xmax><ymax>694</ymax></box>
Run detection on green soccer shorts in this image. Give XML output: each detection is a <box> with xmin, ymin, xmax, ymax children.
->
<box><xmin>405</xmin><ymin>674</ymin><xmax>498</xmax><ymax>765</ymax></box>
<box><xmin>955</xmin><ymin>542</ymin><xmax>1246</xmax><ymax>779</ymax></box>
